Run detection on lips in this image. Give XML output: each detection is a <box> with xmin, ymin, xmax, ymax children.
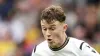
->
<box><xmin>47</xmin><ymin>39</ymin><xmax>52</xmax><ymax>42</ymax></box>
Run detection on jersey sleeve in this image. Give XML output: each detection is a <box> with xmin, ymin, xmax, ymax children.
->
<box><xmin>31</xmin><ymin>46</ymin><xmax>39</xmax><ymax>56</ymax></box>
<box><xmin>31</xmin><ymin>52</ymin><xmax>40</xmax><ymax>56</ymax></box>
<box><xmin>80</xmin><ymin>42</ymin><xmax>100</xmax><ymax>56</ymax></box>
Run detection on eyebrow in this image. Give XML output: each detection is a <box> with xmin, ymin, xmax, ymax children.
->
<box><xmin>50</xmin><ymin>25</ymin><xmax>56</xmax><ymax>26</ymax></box>
<box><xmin>41</xmin><ymin>25</ymin><xmax>45</xmax><ymax>26</ymax></box>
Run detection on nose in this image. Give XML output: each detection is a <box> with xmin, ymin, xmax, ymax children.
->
<box><xmin>46</xmin><ymin>30</ymin><xmax>51</xmax><ymax>37</ymax></box>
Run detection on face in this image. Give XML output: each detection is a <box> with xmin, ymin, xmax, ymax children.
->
<box><xmin>41</xmin><ymin>20</ymin><xmax>67</xmax><ymax>48</ymax></box>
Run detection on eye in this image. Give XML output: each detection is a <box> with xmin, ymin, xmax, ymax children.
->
<box><xmin>42</xmin><ymin>28</ymin><xmax>47</xmax><ymax>31</ymax></box>
<box><xmin>50</xmin><ymin>27</ymin><xmax>55</xmax><ymax>31</ymax></box>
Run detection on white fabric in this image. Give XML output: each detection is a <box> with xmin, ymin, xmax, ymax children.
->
<box><xmin>32</xmin><ymin>37</ymin><xmax>100</xmax><ymax>56</ymax></box>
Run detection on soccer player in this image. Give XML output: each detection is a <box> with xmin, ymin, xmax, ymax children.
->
<box><xmin>31</xmin><ymin>5</ymin><xmax>100</xmax><ymax>56</ymax></box>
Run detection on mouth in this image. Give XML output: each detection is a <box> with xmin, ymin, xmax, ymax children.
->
<box><xmin>47</xmin><ymin>39</ymin><xmax>52</xmax><ymax>43</ymax></box>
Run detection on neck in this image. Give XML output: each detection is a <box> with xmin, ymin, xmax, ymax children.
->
<box><xmin>60</xmin><ymin>33</ymin><xmax>67</xmax><ymax>47</ymax></box>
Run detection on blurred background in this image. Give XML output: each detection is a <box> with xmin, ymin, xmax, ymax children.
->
<box><xmin>0</xmin><ymin>0</ymin><xmax>100</xmax><ymax>56</ymax></box>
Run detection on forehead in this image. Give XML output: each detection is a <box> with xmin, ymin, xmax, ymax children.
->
<box><xmin>41</xmin><ymin>20</ymin><xmax>61</xmax><ymax>27</ymax></box>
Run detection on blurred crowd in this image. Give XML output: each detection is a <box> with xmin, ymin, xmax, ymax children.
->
<box><xmin>0</xmin><ymin>0</ymin><xmax>100</xmax><ymax>56</ymax></box>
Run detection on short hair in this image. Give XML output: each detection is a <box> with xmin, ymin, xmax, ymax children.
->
<box><xmin>41</xmin><ymin>5</ymin><xmax>66</xmax><ymax>23</ymax></box>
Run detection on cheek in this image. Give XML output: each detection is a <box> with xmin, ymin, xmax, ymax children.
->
<box><xmin>52</xmin><ymin>28</ymin><xmax>63</xmax><ymax>41</ymax></box>
<box><xmin>52</xmin><ymin>33</ymin><xmax>62</xmax><ymax>45</ymax></box>
<box><xmin>42</xmin><ymin>31</ymin><xmax>47</xmax><ymax>38</ymax></box>
<box><xmin>52</xmin><ymin>27</ymin><xmax>63</xmax><ymax>36</ymax></box>
<box><xmin>51</xmin><ymin>31</ymin><xmax>61</xmax><ymax>40</ymax></box>
<box><xmin>56</xmin><ymin>27</ymin><xmax>64</xmax><ymax>33</ymax></box>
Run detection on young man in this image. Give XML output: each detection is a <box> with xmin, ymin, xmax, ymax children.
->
<box><xmin>31</xmin><ymin>5</ymin><xmax>100</xmax><ymax>56</ymax></box>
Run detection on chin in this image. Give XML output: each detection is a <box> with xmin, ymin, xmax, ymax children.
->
<box><xmin>49</xmin><ymin>43</ymin><xmax>57</xmax><ymax>48</ymax></box>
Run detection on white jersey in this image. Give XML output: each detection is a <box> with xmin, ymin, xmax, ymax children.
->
<box><xmin>32</xmin><ymin>37</ymin><xmax>100</xmax><ymax>56</ymax></box>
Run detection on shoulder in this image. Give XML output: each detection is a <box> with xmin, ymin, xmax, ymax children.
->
<box><xmin>69</xmin><ymin>37</ymin><xmax>84</xmax><ymax>45</ymax></box>
<box><xmin>37</xmin><ymin>40</ymin><xmax>48</xmax><ymax>49</ymax></box>
<box><xmin>69</xmin><ymin>37</ymin><xmax>85</xmax><ymax>50</ymax></box>
<box><xmin>33</xmin><ymin>40</ymin><xmax>49</xmax><ymax>53</ymax></box>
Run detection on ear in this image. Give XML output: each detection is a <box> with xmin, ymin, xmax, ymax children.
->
<box><xmin>63</xmin><ymin>24</ymin><xmax>68</xmax><ymax>31</ymax></box>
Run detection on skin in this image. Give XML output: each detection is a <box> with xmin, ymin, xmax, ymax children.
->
<box><xmin>41</xmin><ymin>19</ymin><xmax>68</xmax><ymax>48</ymax></box>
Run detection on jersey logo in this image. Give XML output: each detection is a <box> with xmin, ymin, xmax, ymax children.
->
<box><xmin>80</xmin><ymin>42</ymin><xmax>97</xmax><ymax>54</ymax></box>
<box><xmin>86</xmin><ymin>46</ymin><xmax>90</xmax><ymax>48</ymax></box>
<box><xmin>92</xmin><ymin>50</ymin><xmax>96</xmax><ymax>53</ymax></box>
<box><xmin>86</xmin><ymin>45</ymin><xmax>96</xmax><ymax>53</ymax></box>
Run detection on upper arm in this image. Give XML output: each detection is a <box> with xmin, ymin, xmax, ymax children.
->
<box><xmin>80</xmin><ymin>42</ymin><xmax>100</xmax><ymax>56</ymax></box>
